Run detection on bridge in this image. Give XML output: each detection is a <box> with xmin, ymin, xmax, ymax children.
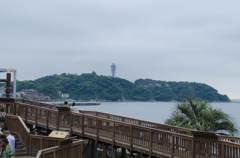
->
<box><xmin>0</xmin><ymin>98</ymin><xmax>240</xmax><ymax>158</ymax></box>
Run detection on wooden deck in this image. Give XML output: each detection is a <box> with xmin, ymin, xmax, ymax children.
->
<box><xmin>2</xmin><ymin>99</ymin><xmax>240</xmax><ymax>158</ymax></box>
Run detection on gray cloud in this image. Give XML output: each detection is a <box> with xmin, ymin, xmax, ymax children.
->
<box><xmin>1</xmin><ymin>0</ymin><xmax>240</xmax><ymax>98</ymax></box>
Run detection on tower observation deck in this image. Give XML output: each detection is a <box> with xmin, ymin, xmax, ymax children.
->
<box><xmin>111</xmin><ymin>63</ymin><xmax>116</xmax><ymax>77</ymax></box>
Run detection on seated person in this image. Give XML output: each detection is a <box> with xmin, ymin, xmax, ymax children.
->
<box><xmin>71</xmin><ymin>102</ymin><xmax>79</xmax><ymax>113</ymax></box>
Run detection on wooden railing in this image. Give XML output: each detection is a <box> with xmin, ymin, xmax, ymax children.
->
<box><xmin>36</xmin><ymin>140</ymin><xmax>83</xmax><ymax>158</ymax></box>
<box><xmin>14</xmin><ymin>100</ymin><xmax>240</xmax><ymax>142</ymax></box>
<box><xmin>2</xmin><ymin>100</ymin><xmax>240</xmax><ymax>158</ymax></box>
<box><xmin>14</xmin><ymin>99</ymin><xmax>194</xmax><ymax>135</ymax></box>
<box><xmin>5</xmin><ymin>115</ymin><xmax>78</xmax><ymax>156</ymax></box>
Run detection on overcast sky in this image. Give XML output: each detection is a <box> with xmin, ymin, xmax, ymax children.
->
<box><xmin>0</xmin><ymin>0</ymin><xmax>240</xmax><ymax>99</ymax></box>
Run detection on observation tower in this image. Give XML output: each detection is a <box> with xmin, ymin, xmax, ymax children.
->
<box><xmin>111</xmin><ymin>63</ymin><xmax>116</xmax><ymax>77</ymax></box>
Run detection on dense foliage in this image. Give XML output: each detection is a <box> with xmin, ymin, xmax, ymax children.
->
<box><xmin>0</xmin><ymin>72</ymin><xmax>230</xmax><ymax>101</ymax></box>
<box><xmin>165</xmin><ymin>96</ymin><xmax>238</xmax><ymax>136</ymax></box>
<box><xmin>135</xmin><ymin>79</ymin><xmax>230</xmax><ymax>102</ymax></box>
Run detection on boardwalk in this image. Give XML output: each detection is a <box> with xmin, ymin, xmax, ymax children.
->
<box><xmin>1</xmin><ymin>99</ymin><xmax>240</xmax><ymax>158</ymax></box>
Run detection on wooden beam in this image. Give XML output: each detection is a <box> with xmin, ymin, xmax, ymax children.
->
<box><xmin>83</xmin><ymin>143</ymin><xmax>91</xmax><ymax>158</ymax></box>
<box><xmin>108</xmin><ymin>148</ymin><xmax>115</xmax><ymax>158</ymax></box>
<box><xmin>82</xmin><ymin>139</ymin><xmax>93</xmax><ymax>158</ymax></box>
<box><xmin>127</xmin><ymin>149</ymin><xmax>135</xmax><ymax>158</ymax></box>
<box><xmin>30</xmin><ymin>128</ymin><xmax>37</xmax><ymax>134</ymax></box>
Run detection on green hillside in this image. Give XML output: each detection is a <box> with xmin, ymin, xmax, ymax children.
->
<box><xmin>0</xmin><ymin>72</ymin><xmax>230</xmax><ymax>102</ymax></box>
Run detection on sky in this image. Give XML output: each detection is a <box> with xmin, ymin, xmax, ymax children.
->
<box><xmin>0</xmin><ymin>0</ymin><xmax>240</xmax><ymax>99</ymax></box>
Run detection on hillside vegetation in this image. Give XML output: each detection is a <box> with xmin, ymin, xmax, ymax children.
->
<box><xmin>1</xmin><ymin>72</ymin><xmax>230</xmax><ymax>102</ymax></box>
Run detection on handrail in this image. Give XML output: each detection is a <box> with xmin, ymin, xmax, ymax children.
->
<box><xmin>5</xmin><ymin>115</ymin><xmax>76</xmax><ymax>156</ymax></box>
<box><xmin>17</xmin><ymin>99</ymin><xmax>194</xmax><ymax>135</ymax></box>
<box><xmin>78</xmin><ymin>110</ymin><xmax>194</xmax><ymax>134</ymax></box>
<box><xmin>36</xmin><ymin>140</ymin><xmax>84</xmax><ymax>158</ymax></box>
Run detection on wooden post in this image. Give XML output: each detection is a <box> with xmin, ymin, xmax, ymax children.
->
<box><xmin>149</xmin><ymin>130</ymin><xmax>152</xmax><ymax>157</ymax></box>
<box><xmin>29</xmin><ymin>124</ymin><xmax>33</xmax><ymax>131</ymax></box>
<box><xmin>120</xmin><ymin>148</ymin><xmax>126</xmax><ymax>158</ymax></box>
<box><xmin>103</xmin><ymin>144</ymin><xmax>108</xmax><ymax>158</ymax></box>
<box><xmin>70</xmin><ymin>113</ymin><xmax>73</xmax><ymax>136</ymax></box>
<box><xmin>82</xmin><ymin>115</ymin><xmax>84</xmax><ymax>138</ymax></box>
<box><xmin>6</xmin><ymin>73</ymin><xmax>11</xmax><ymax>99</ymax></box>
<box><xmin>191</xmin><ymin>139</ymin><xmax>195</xmax><ymax>158</ymax></box>
<box><xmin>221</xmin><ymin>142</ymin><xmax>225</xmax><ymax>158</ymax></box>
<box><xmin>29</xmin><ymin>137</ymin><xmax>32</xmax><ymax>155</ymax></box>
<box><xmin>171</xmin><ymin>135</ymin><xmax>174</xmax><ymax>158</ymax></box>
<box><xmin>18</xmin><ymin>103</ymin><xmax>20</xmax><ymax>116</ymax></box>
<box><xmin>96</xmin><ymin>119</ymin><xmax>99</xmax><ymax>141</ymax></box>
<box><xmin>113</xmin><ymin>123</ymin><xmax>115</xmax><ymax>146</ymax></box>
<box><xmin>35</xmin><ymin>108</ymin><xmax>38</xmax><ymax>127</ymax></box>
<box><xmin>130</xmin><ymin>126</ymin><xmax>133</xmax><ymax>151</ymax></box>
<box><xmin>40</xmin><ymin>138</ymin><xmax>42</xmax><ymax>150</ymax></box>
<box><xmin>91</xmin><ymin>140</ymin><xmax>96</xmax><ymax>158</ymax></box>
<box><xmin>46</xmin><ymin>111</ymin><xmax>49</xmax><ymax>131</ymax></box>
<box><xmin>13</xmin><ymin>103</ymin><xmax>16</xmax><ymax>115</ymax></box>
<box><xmin>25</xmin><ymin>106</ymin><xmax>27</xmax><ymax>124</ymax></box>
<box><xmin>37</xmin><ymin>128</ymin><xmax>41</xmax><ymax>135</ymax></box>
<box><xmin>56</xmin><ymin>113</ymin><xmax>59</xmax><ymax>130</ymax></box>
<box><xmin>5</xmin><ymin>104</ymin><xmax>9</xmax><ymax>114</ymax></box>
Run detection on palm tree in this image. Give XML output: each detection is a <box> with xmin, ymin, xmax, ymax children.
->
<box><xmin>165</xmin><ymin>96</ymin><xmax>238</xmax><ymax>136</ymax></box>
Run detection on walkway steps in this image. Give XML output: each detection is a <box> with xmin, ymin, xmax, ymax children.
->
<box><xmin>11</xmin><ymin>134</ymin><xmax>28</xmax><ymax>157</ymax></box>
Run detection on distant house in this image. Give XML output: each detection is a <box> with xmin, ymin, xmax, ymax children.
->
<box><xmin>147</xmin><ymin>84</ymin><xmax>153</xmax><ymax>87</ymax></box>
<box><xmin>142</xmin><ymin>83</ymin><xmax>160</xmax><ymax>88</ymax></box>
<box><xmin>18</xmin><ymin>89</ymin><xmax>51</xmax><ymax>101</ymax></box>
<box><xmin>33</xmin><ymin>96</ymin><xmax>51</xmax><ymax>101</ymax></box>
<box><xmin>62</xmin><ymin>93</ymin><xmax>69</xmax><ymax>99</ymax></box>
<box><xmin>156</xmin><ymin>84</ymin><xmax>161</xmax><ymax>87</ymax></box>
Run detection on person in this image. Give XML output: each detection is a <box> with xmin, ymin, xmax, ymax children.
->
<box><xmin>0</xmin><ymin>107</ymin><xmax>6</xmax><ymax>127</ymax></box>
<box><xmin>1</xmin><ymin>144</ymin><xmax>9</xmax><ymax>158</ymax></box>
<box><xmin>1</xmin><ymin>138</ymin><xmax>13</xmax><ymax>157</ymax></box>
<box><xmin>71</xmin><ymin>102</ymin><xmax>79</xmax><ymax>113</ymax></box>
<box><xmin>64</xmin><ymin>101</ymin><xmax>70</xmax><ymax>110</ymax></box>
<box><xmin>63</xmin><ymin>101</ymin><xmax>70</xmax><ymax>124</ymax></box>
<box><xmin>0</xmin><ymin>135</ymin><xmax>6</xmax><ymax>139</ymax></box>
<box><xmin>3</xmin><ymin>131</ymin><xmax>15</xmax><ymax>155</ymax></box>
<box><xmin>71</xmin><ymin>102</ymin><xmax>79</xmax><ymax>127</ymax></box>
<box><xmin>1</xmin><ymin>127</ymin><xmax>8</xmax><ymax>133</ymax></box>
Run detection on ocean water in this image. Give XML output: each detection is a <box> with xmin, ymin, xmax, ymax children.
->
<box><xmin>76</xmin><ymin>101</ymin><xmax>240</xmax><ymax>136</ymax></box>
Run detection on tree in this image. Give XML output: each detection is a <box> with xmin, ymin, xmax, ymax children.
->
<box><xmin>165</xmin><ymin>96</ymin><xmax>238</xmax><ymax>136</ymax></box>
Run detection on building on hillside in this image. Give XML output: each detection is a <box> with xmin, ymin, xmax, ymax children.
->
<box><xmin>147</xmin><ymin>83</ymin><xmax>155</xmax><ymax>87</ymax></box>
<box><xmin>19</xmin><ymin>89</ymin><xmax>42</xmax><ymax>96</ymax></box>
<box><xmin>62</xmin><ymin>93</ymin><xmax>69</xmax><ymax>99</ymax></box>
<box><xmin>142</xmin><ymin>83</ymin><xmax>162</xmax><ymax>88</ymax></box>
<box><xmin>18</xmin><ymin>89</ymin><xmax>51</xmax><ymax>101</ymax></box>
<box><xmin>32</xmin><ymin>96</ymin><xmax>51</xmax><ymax>101</ymax></box>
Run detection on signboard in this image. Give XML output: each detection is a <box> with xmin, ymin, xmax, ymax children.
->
<box><xmin>49</xmin><ymin>131</ymin><xmax>69</xmax><ymax>138</ymax></box>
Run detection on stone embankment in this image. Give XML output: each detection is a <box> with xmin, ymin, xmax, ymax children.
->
<box><xmin>53</xmin><ymin>102</ymin><xmax>101</xmax><ymax>106</ymax></box>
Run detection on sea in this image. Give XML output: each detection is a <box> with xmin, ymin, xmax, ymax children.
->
<box><xmin>74</xmin><ymin>99</ymin><xmax>240</xmax><ymax>136</ymax></box>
